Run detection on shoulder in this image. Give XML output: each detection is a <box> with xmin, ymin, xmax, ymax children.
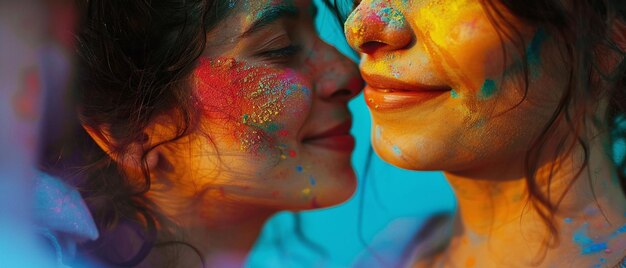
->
<box><xmin>33</xmin><ymin>172</ymin><xmax>99</xmax><ymax>267</ymax></box>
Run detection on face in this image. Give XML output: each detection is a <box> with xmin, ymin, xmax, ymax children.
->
<box><xmin>155</xmin><ymin>0</ymin><xmax>363</xmax><ymax>212</ymax></box>
<box><xmin>345</xmin><ymin>0</ymin><xmax>568</xmax><ymax>172</ymax></box>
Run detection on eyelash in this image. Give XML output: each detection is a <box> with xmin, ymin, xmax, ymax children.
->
<box><xmin>257</xmin><ymin>45</ymin><xmax>301</xmax><ymax>60</ymax></box>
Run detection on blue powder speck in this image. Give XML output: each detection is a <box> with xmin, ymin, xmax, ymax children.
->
<box><xmin>450</xmin><ymin>89</ymin><xmax>459</xmax><ymax>99</ymax></box>
<box><xmin>526</xmin><ymin>28</ymin><xmax>548</xmax><ymax>79</ymax></box>
<box><xmin>600</xmin><ymin>258</ymin><xmax>606</xmax><ymax>263</ymax></box>
<box><xmin>296</xmin><ymin>165</ymin><xmax>303</xmax><ymax>172</ymax></box>
<box><xmin>309</xmin><ymin>176</ymin><xmax>316</xmax><ymax>186</ymax></box>
<box><xmin>564</xmin><ymin>218</ymin><xmax>573</xmax><ymax>223</ymax></box>
<box><xmin>479</xmin><ymin>79</ymin><xmax>497</xmax><ymax>99</ymax></box>
<box><xmin>582</xmin><ymin>243</ymin><xmax>607</xmax><ymax>255</ymax></box>
<box><xmin>573</xmin><ymin>223</ymin><xmax>593</xmax><ymax>246</ymax></box>
<box><xmin>392</xmin><ymin>145</ymin><xmax>402</xmax><ymax>156</ymax></box>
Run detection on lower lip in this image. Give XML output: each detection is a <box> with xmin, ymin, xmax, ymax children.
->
<box><xmin>364</xmin><ymin>86</ymin><xmax>450</xmax><ymax>111</ymax></box>
<box><xmin>304</xmin><ymin>135</ymin><xmax>356</xmax><ymax>152</ymax></box>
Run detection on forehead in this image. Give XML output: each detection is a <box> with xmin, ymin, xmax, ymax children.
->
<box><xmin>204</xmin><ymin>0</ymin><xmax>313</xmax><ymax>50</ymax></box>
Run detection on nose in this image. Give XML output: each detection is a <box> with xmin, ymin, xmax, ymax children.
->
<box><xmin>311</xmin><ymin>41</ymin><xmax>364</xmax><ymax>102</ymax></box>
<box><xmin>344</xmin><ymin>2</ymin><xmax>413</xmax><ymax>55</ymax></box>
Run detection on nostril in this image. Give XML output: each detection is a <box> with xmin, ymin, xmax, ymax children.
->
<box><xmin>360</xmin><ymin>41</ymin><xmax>387</xmax><ymax>54</ymax></box>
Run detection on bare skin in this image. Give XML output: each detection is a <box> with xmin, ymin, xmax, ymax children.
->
<box><xmin>86</xmin><ymin>0</ymin><xmax>362</xmax><ymax>267</ymax></box>
<box><xmin>344</xmin><ymin>0</ymin><xmax>626</xmax><ymax>267</ymax></box>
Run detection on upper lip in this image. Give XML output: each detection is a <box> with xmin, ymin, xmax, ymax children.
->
<box><xmin>303</xmin><ymin>120</ymin><xmax>352</xmax><ymax>142</ymax></box>
<box><xmin>362</xmin><ymin>72</ymin><xmax>451</xmax><ymax>92</ymax></box>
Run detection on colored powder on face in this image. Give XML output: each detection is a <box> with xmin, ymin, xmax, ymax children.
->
<box><xmin>194</xmin><ymin>57</ymin><xmax>309</xmax><ymax>152</ymax></box>
<box><xmin>309</xmin><ymin>176</ymin><xmax>316</xmax><ymax>186</ymax></box>
<box><xmin>377</xmin><ymin>7</ymin><xmax>406</xmax><ymax>30</ymax></box>
<box><xmin>311</xmin><ymin>197</ymin><xmax>320</xmax><ymax>208</ymax></box>
<box><xmin>288</xmin><ymin>150</ymin><xmax>297</xmax><ymax>158</ymax></box>
<box><xmin>278</xmin><ymin>130</ymin><xmax>289</xmax><ymax>137</ymax></box>
<box><xmin>582</xmin><ymin>243</ymin><xmax>607</xmax><ymax>255</ymax></box>
<box><xmin>478</xmin><ymin>79</ymin><xmax>497</xmax><ymax>99</ymax></box>
<box><xmin>296</xmin><ymin>165</ymin><xmax>303</xmax><ymax>172</ymax></box>
<box><xmin>450</xmin><ymin>89</ymin><xmax>460</xmax><ymax>99</ymax></box>
<box><xmin>465</xmin><ymin>256</ymin><xmax>476</xmax><ymax>268</ymax></box>
<box><xmin>302</xmin><ymin>188</ymin><xmax>311</xmax><ymax>196</ymax></box>
<box><xmin>600</xmin><ymin>258</ymin><xmax>607</xmax><ymax>263</ymax></box>
<box><xmin>375</xmin><ymin>125</ymin><xmax>382</xmax><ymax>141</ymax></box>
<box><xmin>564</xmin><ymin>218</ymin><xmax>573</xmax><ymax>223</ymax></box>
<box><xmin>525</xmin><ymin>28</ymin><xmax>548</xmax><ymax>79</ymax></box>
<box><xmin>392</xmin><ymin>145</ymin><xmax>402</xmax><ymax>156</ymax></box>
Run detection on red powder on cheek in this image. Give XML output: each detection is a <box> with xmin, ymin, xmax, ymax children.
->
<box><xmin>193</xmin><ymin>57</ymin><xmax>312</xmax><ymax>152</ymax></box>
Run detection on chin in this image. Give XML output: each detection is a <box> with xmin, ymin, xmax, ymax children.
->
<box><xmin>372</xmin><ymin>142</ymin><xmax>415</xmax><ymax>170</ymax></box>
<box><xmin>372</xmin><ymin>138</ymin><xmax>454</xmax><ymax>171</ymax></box>
<box><xmin>311</xmin><ymin>166</ymin><xmax>357</xmax><ymax>209</ymax></box>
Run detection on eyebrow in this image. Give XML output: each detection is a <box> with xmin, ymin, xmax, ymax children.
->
<box><xmin>240</xmin><ymin>4</ymin><xmax>299</xmax><ymax>38</ymax></box>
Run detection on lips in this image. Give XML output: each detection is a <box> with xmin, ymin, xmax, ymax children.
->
<box><xmin>303</xmin><ymin>120</ymin><xmax>355</xmax><ymax>152</ymax></box>
<box><xmin>362</xmin><ymin>73</ymin><xmax>451</xmax><ymax>111</ymax></box>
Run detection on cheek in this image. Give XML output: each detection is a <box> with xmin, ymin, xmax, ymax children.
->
<box><xmin>193</xmin><ymin>58</ymin><xmax>312</xmax><ymax>152</ymax></box>
<box><xmin>414</xmin><ymin>0</ymin><xmax>506</xmax><ymax>90</ymax></box>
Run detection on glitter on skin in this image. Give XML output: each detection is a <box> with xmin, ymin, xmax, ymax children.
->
<box><xmin>194</xmin><ymin>57</ymin><xmax>310</xmax><ymax>152</ymax></box>
<box><xmin>377</xmin><ymin>7</ymin><xmax>405</xmax><ymax>30</ymax></box>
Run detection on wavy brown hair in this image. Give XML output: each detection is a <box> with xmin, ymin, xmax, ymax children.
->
<box><xmin>478</xmin><ymin>0</ymin><xmax>626</xmax><ymax>255</ymax></box>
<box><xmin>40</xmin><ymin>0</ymin><xmax>232</xmax><ymax>266</ymax></box>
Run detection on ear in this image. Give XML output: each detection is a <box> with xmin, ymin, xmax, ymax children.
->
<box><xmin>82</xmin><ymin>124</ymin><xmax>159</xmax><ymax>174</ymax></box>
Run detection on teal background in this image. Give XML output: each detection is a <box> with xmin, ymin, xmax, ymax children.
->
<box><xmin>248</xmin><ymin>2</ymin><xmax>456</xmax><ymax>267</ymax></box>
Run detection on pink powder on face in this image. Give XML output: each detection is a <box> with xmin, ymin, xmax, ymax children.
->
<box><xmin>193</xmin><ymin>57</ymin><xmax>312</xmax><ymax>153</ymax></box>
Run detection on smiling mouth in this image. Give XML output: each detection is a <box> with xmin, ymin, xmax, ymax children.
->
<box><xmin>303</xmin><ymin>120</ymin><xmax>355</xmax><ymax>152</ymax></box>
<box><xmin>362</xmin><ymin>73</ymin><xmax>452</xmax><ymax>111</ymax></box>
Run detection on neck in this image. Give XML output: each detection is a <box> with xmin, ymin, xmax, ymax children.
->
<box><xmin>145</xmin><ymin>187</ymin><xmax>275</xmax><ymax>268</ymax></box>
<box><xmin>442</xmin><ymin>134</ymin><xmax>626</xmax><ymax>266</ymax></box>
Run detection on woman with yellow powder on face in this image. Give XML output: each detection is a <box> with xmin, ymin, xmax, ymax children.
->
<box><xmin>39</xmin><ymin>0</ymin><xmax>364</xmax><ymax>267</ymax></box>
<box><xmin>344</xmin><ymin>0</ymin><xmax>626</xmax><ymax>267</ymax></box>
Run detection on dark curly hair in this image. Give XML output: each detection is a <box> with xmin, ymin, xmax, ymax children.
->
<box><xmin>40</xmin><ymin>0</ymin><xmax>233</xmax><ymax>266</ymax></box>
<box><xmin>478</xmin><ymin>0</ymin><xmax>626</xmax><ymax>255</ymax></box>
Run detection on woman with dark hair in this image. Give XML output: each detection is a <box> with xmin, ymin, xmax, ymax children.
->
<box><xmin>344</xmin><ymin>0</ymin><xmax>625</xmax><ymax>267</ymax></box>
<box><xmin>40</xmin><ymin>0</ymin><xmax>363</xmax><ymax>267</ymax></box>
